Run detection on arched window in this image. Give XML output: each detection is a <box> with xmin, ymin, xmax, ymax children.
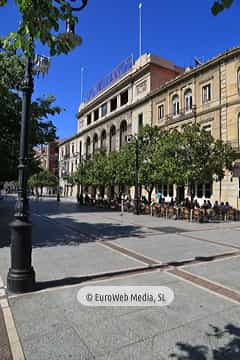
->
<box><xmin>172</xmin><ymin>95</ymin><xmax>180</xmax><ymax>116</ymax></box>
<box><xmin>100</xmin><ymin>130</ymin><xmax>107</xmax><ymax>151</ymax></box>
<box><xmin>110</xmin><ymin>125</ymin><xmax>116</xmax><ymax>152</ymax></box>
<box><xmin>79</xmin><ymin>141</ymin><xmax>82</xmax><ymax>161</ymax></box>
<box><xmin>120</xmin><ymin>120</ymin><xmax>127</xmax><ymax>147</ymax></box>
<box><xmin>184</xmin><ymin>89</ymin><xmax>192</xmax><ymax>113</ymax></box>
<box><xmin>237</xmin><ymin>68</ymin><xmax>240</xmax><ymax>94</ymax></box>
<box><xmin>93</xmin><ymin>134</ymin><xmax>98</xmax><ymax>154</ymax></box>
<box><xmin>238</xmin><ymin>113</ymin><xmax>240</xmax><ymax>148</ymax></box>
<box><xmin>86</xmin><ymin>137</ymin><xmax>91</xmax><ymax>159</ymax></box>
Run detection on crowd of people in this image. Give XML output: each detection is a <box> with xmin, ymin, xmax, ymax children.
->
<box><xmin>181</xmin><ymin>198</ymin><xmax>232</xmax><ymax>213</ymax></box>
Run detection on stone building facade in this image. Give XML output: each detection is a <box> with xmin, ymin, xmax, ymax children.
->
<box><xmin>59</xmin><ymin>47</ymin><xmax>240</xmax><ymax>208</ymax></box>
<box><xmin>59</xmin><ymin>54</ymin><xmax>183</xmax><ymax>197</ymax></box>
<box><xmin>35</xmin><ymin>140</ymin><xmax>61</xmax><ymax>176</ymax></box>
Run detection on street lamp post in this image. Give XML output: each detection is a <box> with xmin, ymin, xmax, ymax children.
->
<box><xmin>7</xmin><ymin>0</ymin><xmax>88</xmax><ymax>293</ymax></box>
<box><xmin>57</xmin><ymin>174</ymin><xmax>61</xmax><ymax>202</ymax></box>
<box><xmin>7</xmin><ymin>57</ymin><xmax>35</xmax><ymax>293</ymax></box>
<box><xmin>7</xmin><ymin>55</ymin><xmax>51</xmax><ymax>293</ymax></box>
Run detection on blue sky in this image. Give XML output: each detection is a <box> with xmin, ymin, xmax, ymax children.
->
<box><xmin>0</xmin><ymin>0</ymin><xmax>239</xmax><ymax>139</ymax></box>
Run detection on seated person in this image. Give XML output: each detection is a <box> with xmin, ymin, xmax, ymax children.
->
<box><xmin>193</xmin><ymin>199</ymin><xmax>200</xmax><ymax>209</ymax></box>
<box><xmin>207</xmin><ymin>200</ymin><xmax>212</xmax><ymax>208</ymax></box>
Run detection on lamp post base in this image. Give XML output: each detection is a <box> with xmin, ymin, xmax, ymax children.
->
<box><xmin>7</xmin><ymin>219</ymin><xmax>35</xmax><ymax>293</ymax></box>
<box><xmin>7</xmin><ymin>267</ymin><xmax>35</xmax><ymax>293</ymax></box>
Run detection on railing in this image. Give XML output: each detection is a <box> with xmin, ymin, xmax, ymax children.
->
<box><xmin>166</xmin><ymin>106</ymin><xmax>196</xmax><ymax>125</ymax></box>
<box><xmin>226</xmin><ymin>140</ymin><xmax>240</xmax><ymax>151</ymax></box>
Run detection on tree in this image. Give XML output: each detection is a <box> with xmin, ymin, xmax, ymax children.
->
<box><xmin>211</xmin><ymin>0</ymin><xmax>234</xmax><ymax>15</ymax></box>
<box><xmin>176</xmin><ymin>124</ymin><xmax>236</xmax><ymax>201</ymax></box>
<box><xmin>0</xmin><ymin>1</ymin><xmax>88</xmax><ymax>180</ymax></box>
<box><xmin>28</xmin><ymin>169</ymin><xmax>58</xmax><ymax>196</ymax></box>
<box><xmin>0</xmin><ymin>51</ymin><xmax>61</xmax><ymax>181</ymax></box>
<box><xmin>137</xmin><ymin>126</ymin><xmax>162</xmax><ymax>203</ymax></box>
<box><xmin>0</xmin><ymin>0</ymin><xmax>88</xmax><ymax>56</ymax></box>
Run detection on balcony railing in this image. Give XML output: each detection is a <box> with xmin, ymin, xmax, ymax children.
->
<box><xmin>166</xmin><ymin>106</ymin><xmax>197</xmax><ymax>125</ymax></box>
<box><xmin>226</xmin><ymin>141</ymin><xmax>240</xmax><ymax>151</ymax></box>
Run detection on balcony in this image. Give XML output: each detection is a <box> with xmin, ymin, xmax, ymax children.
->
<box><xmin>226</xmin><ymin>141</ymin><xmax>240</xmax><ymax>152</ymax></box>
<box><xmin>166</xmin><ymin>106</ymin><xmax>196</xmax><ymax>126</ymax></box>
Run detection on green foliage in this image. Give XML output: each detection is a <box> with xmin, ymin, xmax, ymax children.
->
<box><xmin>0</xmin><ymin>51</ymin><xmax>60</xmax><ymax>181</ymax></box>
<box><xmin>211</xmin><ymin>0</ymin><xmax>234</xmax><ymax>15</ymax></box>
<box><xmin>28</xmin><ymin>169</ymin><xmax>58</xmax><ymax>188</ymax></box>
<box><xmin>178</xmin><ymin>123</ymin><xmax>236</xmax><ymax>185</ymax></box>
<box><xmin>72</xmin><ymin>124</ymin><xmax>236</xmax><ymax>201</ymax></box>
<box><xmin>0</xmin><ymin>0</ymin><xmax>88</xmax><ymax>56</ymax></box>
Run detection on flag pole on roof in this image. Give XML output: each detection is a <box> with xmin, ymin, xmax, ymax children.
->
<box><xmin>139</xmin><ymin>2</ymin><xmax>142</xmax><ymax>58</ymax></box>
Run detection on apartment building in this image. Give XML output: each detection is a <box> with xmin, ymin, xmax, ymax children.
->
<box><xmin>151</xmin><ymin>46</ymin><xmax>240</xmax><ymax>207</ymax></box>
<box><xmin>59</xmin><ymin>46</ymin><xmax>240</xmax><ymax>207</ymax></box>
<box><xmin>35</xmin><ymin>140</ymin><xmax>61</xmax><ymax>176</ymax></box>
<box><xmin>59</xmin><ymin>54</ymin><xmax>184</xmax><ymax>196</ymax></box>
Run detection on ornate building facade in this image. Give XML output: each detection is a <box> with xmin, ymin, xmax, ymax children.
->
<box><xmin>59</xmin><ymin>47</ymin><xmax>240</xmax><ymax>207</ymax></box>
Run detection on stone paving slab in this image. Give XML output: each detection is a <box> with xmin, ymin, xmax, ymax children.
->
<box><xmin>9</xmin><ymin>270</ymin><xmax>239</xmax><ymax>360</ymax></box>
<box><xmin>113</xmin><ymin>234</ymin><xmax>236</xmax><ymax>264</ymax></box>
<box><xmin>0</xmin><ymin>242</ymin><xmax>145</xmax><ymax>286</ymax></box>
<box><xmin>186</xmin><ymin>228</ymin><xmax>240</xmax><ymax>248</ymax></box>
<box><xmin>0</xmin><ymin>307</ymin><xmax>12</xmax><ymax>360</ymax></box>
<box><xmin>183</xmin><ymin>256</ymin><xmax>240</xmax><ymax>292</ymax></box>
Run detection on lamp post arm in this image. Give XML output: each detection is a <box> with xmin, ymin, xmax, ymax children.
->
<box><xmin>54</xmin><ymin>0</ymin><xmax>88</xmax><ymax>11</ymax></box>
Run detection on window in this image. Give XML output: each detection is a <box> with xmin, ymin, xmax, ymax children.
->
<box><xmin>138</xmin><ymin>113</ymin><xmax>143</xmax><ymax>130</ymax></box>
<box><xmin>94</xmin><ymin>108</ymin><xmax>99</xmax><ymax>121</ymax></box>
<box><xmin>237</xmin><ymin>68</ymin><xmax>240</xmax><ymax>94</ymax></box>
<box><xmin>101</xmin><ymin>103</ymin><xmax>107</xmax><ymax>117</ymax></box>
<box><xmin>184</xmin><ymin>89</ymin><xmax>192</xmax><ymax>112</ymax></box>
<box><xmin>120</xmin><ymin>120</ymin><xmax>127</xmax><ymax>147</ymax></box>
<box><xmin>202</xmin><ymin>124</ymin><xmax>211</xmax><ymax>133</ymax></box>
<box><xmin>101</xmin><ymin>130</ymin><xmax>107</xmax><ymax>151</ymax></box>
<box><xmin>172</xmin><ymin>95</ymin><xmax>180</xmax><ymax>117</ymax></box>
<box><xmin>169</xmin><ymin>184</ymin><xmax>174</xmax><ymax>197</ymax></box>
<box><xmin>197</xmin><ymin>184</ymin><xmax>203</xmax><ymax>198</ymax></box>
<box><xmin>87</xmin><ymin>113</ymin><xmax>92</xmax><ymax>125</ymax></box>
<box><xmin>202</xmin><ymin>84</ymin><xmax>211</xmax><ymax>103</ymax></box>
<box><xmin>205</xmin><ymin>183</ymin><xmax>212</xmax><ymax>198</ymax></box>
<box><xmin>79</xmin><ymin>141</ymin><xmax>82</xmax><ymax>161</ymax></box>
<box><xmin>110</xmin><ymin>125</ymin><xmax>116</xmax><ymax>152</ymax></box>
<box><xmin>93</xmin><ymin>134</ymin><xmax>98</xmax><ymax>154</ymax></box>
<box><xmin>120</xmin><ymin>90</ymin><xmax>128</xmax><ymax>106</ymax></box>
<box><xmin>71</xmin><ymin>144</ymin><xmax>74</xmax><ymax>155</ymax></box>
<box><xmin>110</xmin><ymin>97</ymin><xmax>117</xmax><ymax>112</ymax></box>
<box><xmin>158</xmin><ymin>104</ymin><xmax>164</xmax><ymax>120</ymax></box>
<box><xmin>86</xmin><ymin>137</ymin><xmax>91</xmax><ymax>158</ymax></box>
<box><xmin>163</xmin><ymin>184</ymin><xmax>168</xmax><ymax>197</ymax></box>
<box><xmin>237</xmin><ymin>113</ymin><xmax>240</xmax><ymax>148</ymax></box>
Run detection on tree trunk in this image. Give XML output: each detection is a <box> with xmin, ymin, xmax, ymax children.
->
<box><xmin>147</xmin><ymin>184</ymin><xmax>154</xmax><ymax>204</ymax></box>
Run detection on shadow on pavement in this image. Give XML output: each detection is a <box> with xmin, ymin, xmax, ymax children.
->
<box><xmin>0</xmin><ymin>198</ymin><xmax>145</xmax><ymax>249</ymax></box>
<box><xmin>170</xmin><ymin>323</ymin><xmax>240</xmax><ymax>359</ymax></box>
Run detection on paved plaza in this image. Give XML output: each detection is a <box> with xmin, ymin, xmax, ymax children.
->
<box><xmin>1</xmin><ymin>196</ymin><xmax>240</xmax><ymax>359</ymax></box>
